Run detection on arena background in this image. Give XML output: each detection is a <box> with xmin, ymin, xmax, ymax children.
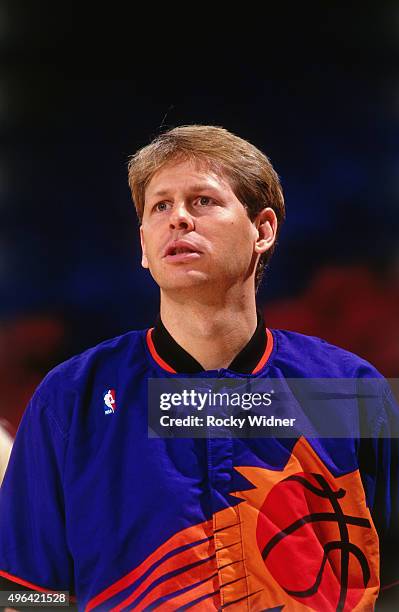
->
<box><xmin>1</xmin><ymin>2</ymin><xmax>398</xmax><ymax>435</ymax></box>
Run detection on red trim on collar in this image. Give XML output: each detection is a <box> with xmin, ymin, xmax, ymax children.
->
<box><xmin>146</xmin><ymin>327</ymin><xmax>273</xmax><ymax>374</ymax></box>
<box><xmin>251</xmin><ymin>328</ymin><xmax>274</xmax><ymax>374</ymax></box>
<box><xmin>146</xmin><ymin>328</ymin><xmax>177</xmax><ymax>373</ymax></box>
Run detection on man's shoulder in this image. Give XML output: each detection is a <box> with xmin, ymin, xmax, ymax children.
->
<box><xmin>22</xmin><ymin>329</ymin><xmax>151</xmax><ymax>437</ymax></box>
<box><xmin>270</xmin><ymin>328</ymin><xmax>382</xmax><ymax>378</ymax></box>
<box><xmin>36</xmin><ymin>329</ymin><xmax>149</xmax><ymax>398</ymax></box>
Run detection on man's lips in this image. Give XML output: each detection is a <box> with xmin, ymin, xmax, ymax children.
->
<box><xmin>164</xmin><ymin>251</ymin><xmax>202</xmax><ymax>263</ymax></box>
<box><xmin>163</xmin><ymin>240</ymin><xmax>203</xmax><ymax>262</ymax></box>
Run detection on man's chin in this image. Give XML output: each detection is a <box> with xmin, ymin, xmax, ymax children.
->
<box><xmin>154</xmin><ymin>269</ymin><xmax>211</xmax><ymax>291</ymax></box>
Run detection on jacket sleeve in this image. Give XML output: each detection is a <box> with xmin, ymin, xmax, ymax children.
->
<box><xmin>0</xmin><ymin>387</ymin><xmax>75</xmax><ymax>596</ymax></box>
<box><xmin>358</xmin><ymin>382</ymin><xmax>399</xmax><ymax>607</ymax></box>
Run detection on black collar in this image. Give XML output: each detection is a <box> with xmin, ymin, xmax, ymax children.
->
<box><xmin>151</xmin><ymin>311</ymin><xmax>267</xmax><ymax>374</ymax></box>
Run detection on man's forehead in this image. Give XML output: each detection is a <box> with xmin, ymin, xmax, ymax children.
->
<box><xmin>145</xmin><ymin>160</ymin><xmax>231</xmax><ymax>197</ymax></box>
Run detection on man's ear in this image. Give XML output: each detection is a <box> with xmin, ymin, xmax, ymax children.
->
<box><xmin>254</xmin><ymin>207</ymin><xmax>278</xmax><ymax>255</ymax></box>
<box><xmin>140</xmin><ymin>226</ymin><xmax>149</xmax><ymax>269</ymax></box>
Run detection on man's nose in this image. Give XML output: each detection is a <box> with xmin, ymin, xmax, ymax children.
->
<box><xmin>169</xmin><ymin>203</ymin><xmax>195</xmax><ymax>231</ymax></box>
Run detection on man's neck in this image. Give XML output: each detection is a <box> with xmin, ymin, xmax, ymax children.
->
<box><xmin>159</xmin><ymin>290</ymin><xmax>258</xmax><ymax>370</ymax></box>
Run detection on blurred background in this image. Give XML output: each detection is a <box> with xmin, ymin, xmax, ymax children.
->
<box><xmin>0</xmin><ymin>2</ymin><xmax>398</xmax><ymax>438</ymax></box>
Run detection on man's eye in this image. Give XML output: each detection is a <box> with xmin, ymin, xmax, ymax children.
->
<box><xmin>154</xmin><ymin>202</ymin><xmax>169</xmax><ymax>212</ymax></box>
<box><xmin>197</xmin><ymin>197</ymin><xmax>212</xmax><ymax>206</ymax></box>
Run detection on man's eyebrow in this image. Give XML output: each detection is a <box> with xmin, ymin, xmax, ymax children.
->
<box><xmin>149</xmin><ymin>189</ymin><xmax>169</xmax><ymax>198</ymax></box>
<box><xmin>149</xmin><ymin>184</ymin><xmax>223</xmax><ymax>198</ymax></box>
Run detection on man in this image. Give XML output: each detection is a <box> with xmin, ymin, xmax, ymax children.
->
<box><xmin>0</xmin><ymin>125</ymin><xmax>397</xmax><ymax>610</ymax></box>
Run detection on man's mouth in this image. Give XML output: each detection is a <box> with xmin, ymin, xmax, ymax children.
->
<box><xmin>163</xmin><ymin>242</ymin><xmax>202</xmax><ymax>262</ymax></box>
<box><xmin>168</xmin><ymin>246</ymin><xmax>197</xmax><ymax>256</ymax></box>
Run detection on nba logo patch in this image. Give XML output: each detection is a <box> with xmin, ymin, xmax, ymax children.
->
<box><xmin>103</xmin><ymin>389</ymin><xmax>117</xmax><ymax>414</ymax></box>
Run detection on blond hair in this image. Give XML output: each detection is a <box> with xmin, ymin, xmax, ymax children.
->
<box><xmin>128</xmin><ymin>125</ymin><xmax>285</xmax><ymax>289</ymax></box>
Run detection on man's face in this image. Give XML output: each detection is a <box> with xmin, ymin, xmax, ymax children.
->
<box><xmin>140</xmin><ymin>160</ymin><xmax>274</xmax><ymax>293</ymax></box>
